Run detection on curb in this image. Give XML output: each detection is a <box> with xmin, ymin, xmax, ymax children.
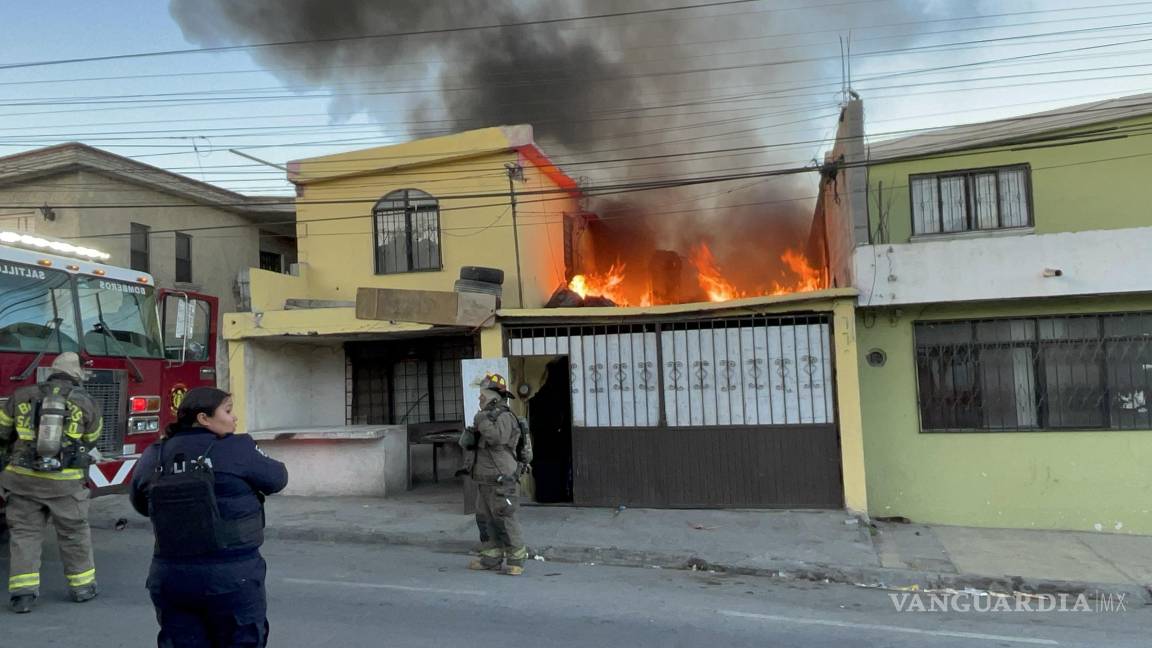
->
<box><xmin>92</xmin><ymin>512</ymin><xmax>1150</xmax><ymax>606</ymax></box>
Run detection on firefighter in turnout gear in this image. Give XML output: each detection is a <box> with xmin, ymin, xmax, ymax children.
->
<box><xmin>464</xmin><ymin>373</ymin><xmax>529</xmax><ymax>576</ymax></box>
<box><xmin>0</xmin><ymin>352</ymin><xmax>103</xmax><ymax>614</ymax></box>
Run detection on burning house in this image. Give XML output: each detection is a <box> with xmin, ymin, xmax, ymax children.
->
<box><xmin>221</xmin><ymin>124</ymin><xmax>868</xmax><ymax>513</ymax></box>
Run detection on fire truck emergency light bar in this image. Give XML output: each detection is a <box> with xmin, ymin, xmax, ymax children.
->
<box><xmin>0</xmin><ymin>231</ymin><xmax>111</xmax><ymax>261</ymax></box>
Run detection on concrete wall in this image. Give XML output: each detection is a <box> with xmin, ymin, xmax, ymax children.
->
<box><xmin>0</xmin><ymin>169</ymin><xmax>299</xmax><ymax>392</ymax></box>
<box><xmin>867</xmin><ymin>114</ymin><xmax>1152</xmax><ymax>244</ymax></box>
<box><xmin>815</xmin><ymin>100</ymin><xmax>869</xmax><ymax>289</ymax></box>
<box><xmin>243</xmin><ymin>340</ymin><xmax>346</xmax><ymax>431</ymax></box>
<box><xmin>0</xmin><ymin>169</ymin><xmax>261</xmax><ymax>313</ymax></box>
<box><xmin>854</xmin><ymin>225</ymin><xmax>1152</xmax><ymax>307</ymax></box>
<box><xmin>857</xmin><ymin>294</ymin><xmax>1152</xmax><ymax>534</ymax></box>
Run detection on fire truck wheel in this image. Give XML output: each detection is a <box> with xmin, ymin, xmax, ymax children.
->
<box><xmin>459</xmin><ymin>266</ymin><xmax>505</xmax><ymax>285</ymax></box>
<box><xmin>454</xmin><ymin>279</ymin><xmax>503</xmax><ymax>297</ymax></box>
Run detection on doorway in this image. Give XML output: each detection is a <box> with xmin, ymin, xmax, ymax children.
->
<box><xmin>528</xmin><ymin>357</ymin><xmax>573</xmax><ymax>503</ymax></box>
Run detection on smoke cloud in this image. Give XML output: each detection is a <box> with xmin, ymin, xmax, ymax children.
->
<box><xmin>170</xmin><ymin>0</ymin><xmax>974</xmax><ymax>291</ymax></box>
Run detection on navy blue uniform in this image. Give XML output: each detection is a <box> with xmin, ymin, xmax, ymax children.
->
<box><xmin>130</xmin><ymin>428</ymin><xmax>288</xmax><ymax>648</ymax></box>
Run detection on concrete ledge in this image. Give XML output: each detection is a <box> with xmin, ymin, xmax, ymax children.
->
<box><xmin>249</xmin><ymin>426</ymin><xmax>393</xmax><ymax>441</ymax></box>
<box><xmin>249</xmin><ymin>425</ymin><xmax>407</xmax><ymax>497</ymax></box>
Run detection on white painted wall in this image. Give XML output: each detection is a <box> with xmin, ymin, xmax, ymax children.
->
<box><xmin>854</xmin><ymin>225</ymin><xmax>1152</xmax><ymax>307</ymax></box>
<box><xmin>244</xmin><ymin>340</ymin><xmax>346</xmax><ymax>431</ymax></box>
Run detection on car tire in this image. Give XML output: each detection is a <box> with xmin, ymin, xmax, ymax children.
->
<box><xmin>454</xmin><ymin>279</ymin><xmax>503</xmax><ymax>297</ymax></box>
<box><xmin>459</xmin><ymin>266</ymin><xmax>505</xmax><ymax>284</ymax></box>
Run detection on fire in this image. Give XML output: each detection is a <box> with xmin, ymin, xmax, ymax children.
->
<box><xmin>568</xmin><ymin>262</ymin><xmax>628</xmax><ymax>304</ymax></box>
<box><xmin>564</xmin><ymin>244</ymin><xmax>825</xmax><ymax>306</ymax></box>
<box><xmin>776</xmin><ymin>249</ymin><xmax>823</xmax><ymax>293</ymax></box>
<box><xmin>690</xmin><ymin>243</ymin><xmax>746</xmax><ymax>303</ymax></box>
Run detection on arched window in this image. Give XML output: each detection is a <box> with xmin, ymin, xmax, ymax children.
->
<box><xmin>372</xmin><ymin>189</ymin><xmax>441</xmax><ymax>274</ymax></box>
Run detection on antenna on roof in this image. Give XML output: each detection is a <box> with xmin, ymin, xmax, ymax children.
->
<box><xmin>846</xmin><ymin>30</ymin><xmax>853</xmax><ymax>97</ymax></box>
<box><xmin>839</xmin><ymin>36</ymin><xmax>847</xmax><ymax>103</ymax></box>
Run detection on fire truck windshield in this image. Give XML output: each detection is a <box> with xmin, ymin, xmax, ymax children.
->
<box><xmin>0</xmin><ymin>262</ymin><xmax>80</xmax><ymax>353</ymax></box>
<box><xmin>76</xmin><ymin>276</ymin><xmax>163</xmax><ymax>359</ymax></box>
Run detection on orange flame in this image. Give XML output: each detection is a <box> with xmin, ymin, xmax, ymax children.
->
<box><xmin>568</xmin><ymin>245</ymin><xmax>824</xmax><ymax>306</ymax></box>
<box><xmin>776</xmin><ymin>248</ymin><xmax>823</xmax><ymax>294</ymax></box>
<box><xmin>690</xmin><ymin>243</ymin><xmax>745</xmax><ymax>302</ymax></box>
<box><xmin>568</xmin><ymin>262</ymin><xmax>629</xmax><ymax>305</ymax></box>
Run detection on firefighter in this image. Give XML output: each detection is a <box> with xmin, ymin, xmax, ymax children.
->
<box><xmin>465</xmin><ymin>373</ymin><xmax>528</xmax><ymax>576</ymax></box>
<box><xmin>0</xmin><ymin>352</ymin><xmax>103</xmax><ymax>614</ymax></box>
<box><xmin>130</xmin><ymin>387</ymin><xmax>288</xmax><ymax>647</ymax></box>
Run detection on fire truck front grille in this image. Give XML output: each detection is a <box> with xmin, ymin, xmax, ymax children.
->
<box><xmin>83</xmin><ymin>370</ymin><xmax>128</xmax><ymax>456</ymax></box>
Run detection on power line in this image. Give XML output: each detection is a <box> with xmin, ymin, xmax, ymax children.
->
<box><xmin>13</xmin><ymin>119</ymin><xmax>1152</xmax><ymax>220</ymax></box>
<box><xmin>61</xmin><ymin>141</ymin><xmax>1152</xmax><ymax>246</ymax></box>
<box><xmin>0</xmin><ymin>0</ymin><xmax>774</xmax><ymax>71</ymax></box>
<box><xmin>10</xmin><ymin>19</ymin><xmax>1152</xmax><ymax>109</ymax></box>
<box><xmin>6</xmin><ymin>1</ymin><xmax>1150</xmax><ymax>91</ymax></box>
<box><xmin>5</xmin><ymin>95</ymin><xmax>1150</xmax><ymax>196</ymax></box>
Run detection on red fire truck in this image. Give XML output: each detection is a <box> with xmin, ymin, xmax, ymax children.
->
<box><xmin>0</xmin><ymin>232</ymin><xmax>218</xmax><ymax>536</ymax></box>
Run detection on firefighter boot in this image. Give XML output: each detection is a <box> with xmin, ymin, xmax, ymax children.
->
<box><xmin>10</xmin><ymin>595</ymin><xmax>35</xmax><ymax>614</ymax></box>
<box><xmin>70</xmin><ymin>584</ymin><xmax>98</xmax><ymax>603</ymax></box>
<box><xmin>503</xmin><ymin>546</ymin><xmax>528</xmax><ymax>576</ymax></box>
<box><xmin>469</xmin><ymin>545</ymin><xmax>504</xmax><ymax>571</ymax></box>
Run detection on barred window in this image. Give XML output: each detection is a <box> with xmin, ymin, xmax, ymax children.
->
<box><xmin>915</xmin><ymin>313</ymin><xmax>1152</xmax><ymax>432</ymax></box>
<box><xmin>346</xmin><ymin>337</ymin><xmax>475</xmax><ymax>426</ymax></box>
<box><xmin>373</xmin><ymin>189</ymin><xmax>441</xmax><ymax>274</ymax></box>
<box><xmin>910</xmin><ymin>165</ymin><xmax>1031</xmax><ymax>236</ymax></box>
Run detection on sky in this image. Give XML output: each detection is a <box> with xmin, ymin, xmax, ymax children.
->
<box><xmin>0</xmin><ymin>0</ymin><xmax>1147</xmax><ymax>204</ymax></box>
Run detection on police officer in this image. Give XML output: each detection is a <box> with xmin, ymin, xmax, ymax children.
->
<box><xmin>130</xmin><ymin>387</ymin><xmax>288</xmax><ymax>647</ymax></box>
<box><xmin>0</xmin><ymin>352</ymin><xmax>103</xmax><ymax>614</ymax></box>
<box><xmin>465</xmin><ymin>373</ymin><xmax>528</xmax><ymax>576</ymax></box>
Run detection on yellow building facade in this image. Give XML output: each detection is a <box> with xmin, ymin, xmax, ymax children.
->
<box><xmin>225</xmin><ymin>125</ymin><xmax>579</xmax><ymax>433</ymax></box>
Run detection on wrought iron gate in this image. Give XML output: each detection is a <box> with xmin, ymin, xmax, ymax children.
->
<box><xmin>507</xmin><ymin>313</ymin><xmax>842</xmax><ymax>508</ymax></box>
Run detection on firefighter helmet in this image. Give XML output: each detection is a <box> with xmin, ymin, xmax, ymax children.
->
<box><xmin>479</xmin><ymin>372</ymin><xmax>514</xmax><ymax>399</ymax></box>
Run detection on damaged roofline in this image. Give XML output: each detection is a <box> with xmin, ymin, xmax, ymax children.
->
<box><xmin>498</xmin><ymin>288</ymin><xmax>859</xmax><ymax>322</ymax></box>
<box><xmin>286</xmin><ymin>124</ymin><xmax>581</xmax><ymax>198</ymax></box>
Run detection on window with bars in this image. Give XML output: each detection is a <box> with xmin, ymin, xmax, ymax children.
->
<box><xmin>175</xmin><ymin>232</ymin><xmax>192</xmax><ymax>283</ymax></box>
<box><xmin>130</xmin><ymin>222</ymin><xmax>150</xmax><ymax>272</ymax></box>
<box><xmin>373</xmin><ymin>189</ymin><xmax>441</xmax><ymax>274</ymax></box>
<box><xmin>259</xmin><ymin>250</ymin><xmax>283</xmax><ymax>273</ymax></box>
<box><xmin>915</xmin><ymin>313</ymin><xmax>1152</xmax><ymax>432</ymax></box>
<box><xmin>910</xmin><ymin>165</ymin><xmax>1031</xmax><ymax>236</ymax></box>
<box><xmin>346</xmin><ymin>337</ymin><xmax>475</xmax><ymax>425</ymax></box>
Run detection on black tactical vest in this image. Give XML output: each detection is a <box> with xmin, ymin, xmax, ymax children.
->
<box><xmin>147</xmin><ymin>439</ymin><xmax>263</xmax><ymax>558</ymax></box>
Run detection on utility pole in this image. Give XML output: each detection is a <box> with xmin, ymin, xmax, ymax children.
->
<box><xmin>506</xmin><ymin>163</ymin><xmax>526</xmax><ymax>308</ymax></box>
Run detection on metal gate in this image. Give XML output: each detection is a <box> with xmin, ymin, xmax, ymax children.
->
<box><xmin>506</xmin><ymin>314</ymin><xmax>842</xmax><ymax>508</ymax></box>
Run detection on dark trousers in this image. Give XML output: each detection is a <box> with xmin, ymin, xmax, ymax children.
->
<box><xmin>147</xmin><ymin>555</ymin><xmax>269</xmax><ymax>648</ymax></box>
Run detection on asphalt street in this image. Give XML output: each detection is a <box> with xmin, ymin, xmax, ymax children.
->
<box><xmin>1</xmin><ymin>528</ymin><xmax>1147</xmax><ymax>647</ymax></box>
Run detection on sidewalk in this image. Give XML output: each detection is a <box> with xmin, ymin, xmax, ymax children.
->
<box><xmin>91</xmin><ymin>483</ymin><xmax>1151</xmax><ymax>604</ymax></box>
